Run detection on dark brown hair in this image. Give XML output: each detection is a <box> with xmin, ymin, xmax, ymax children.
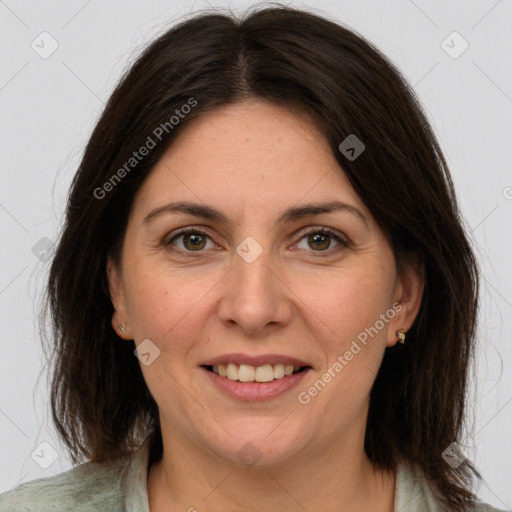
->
<box><xmin>44</xmin><ymin>4</ymin><xmax>481</xmax><ymax>510</ymax></box>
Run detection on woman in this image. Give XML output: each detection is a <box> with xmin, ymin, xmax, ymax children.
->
<box><xmin>0</xmin><ymin>5</ymin><xmax>506</xmax><ymax>512</ymax></box>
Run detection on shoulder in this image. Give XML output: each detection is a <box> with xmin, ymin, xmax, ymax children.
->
<box><xmin>473</xmin><ymin>503</ymin><xmax>510</xmax><ymax>512</ymax></box>
<box><xmin>395</xmin><ymin>462</ymin><xmax>510</xmax><ymax>512</ymax></box>
<box><xmin>0</xmin><ymin>454</ymin><xmax>132</xmax><ymax>512</ymax></box>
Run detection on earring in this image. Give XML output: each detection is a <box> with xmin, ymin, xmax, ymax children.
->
<box><xmin>396</xmin><ymin>329</ymin><xmax>406</xmax><ymax>344</ymax></box>
<box><xmin>119</xmin><ymin>324</ymin><xmax>127</xmax><ymax>334</ymax></box>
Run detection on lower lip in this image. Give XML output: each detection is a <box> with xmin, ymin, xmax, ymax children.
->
<box><xmin>200</xmin><ymin>367</ymin><xmax>311</xmax><ymax>401</ymax></box>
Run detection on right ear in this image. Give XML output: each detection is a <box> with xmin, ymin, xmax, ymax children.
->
<box><xmin>107</xmin><ymin>257</ymin><xmax>131</xmax><ymax>340</ymax></box>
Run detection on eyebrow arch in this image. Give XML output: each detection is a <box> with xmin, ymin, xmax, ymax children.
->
<box><xmin>143</xmin><ymin>200</ymin><xmax>368</xmax><ymax>228</ymax></box>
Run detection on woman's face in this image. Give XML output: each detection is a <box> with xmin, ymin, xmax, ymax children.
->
<box><xmin>108</xmin><ymin>100</ymin><xmax>422</xmax><ymax>467</ymax></box>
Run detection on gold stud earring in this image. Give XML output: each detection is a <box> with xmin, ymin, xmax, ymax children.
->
<box><xmin>396</xmin><ymin>329</ymin><xmax>406</xmax><ymax>344</ymax></box>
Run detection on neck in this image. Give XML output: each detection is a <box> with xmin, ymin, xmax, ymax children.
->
<box><xmin>147</xmin><ymin>423</ymin><xmax>396</xmax><ymax>512</ymax></box>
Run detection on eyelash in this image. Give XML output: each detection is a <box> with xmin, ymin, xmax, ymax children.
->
<box><xmin>165</xmin><ymin>226</ymin><xmax>349</xmax><ymax>256</ymax></box>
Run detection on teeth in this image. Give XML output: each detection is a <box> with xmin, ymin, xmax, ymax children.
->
<box><xmin>255</xmin><ymin>364</ymin><xmax>274</xmax><ymax>382</ymax></box>
<box><xmin>226</xmin><ymin>363</ymin><xmax>239</xmax><ymax>380</ymax></box>
<box><xmin>211</xmin><ymin>363</ymin><xmax>304</xmax><ymax>382</ymax></box>
<box><xmin>273</xmin><ymin>363</ymin><xmax>284</xmax><ymax>379</ymax></box>
<box><xmin>239</xmin><ymin>364</ymin><xmax>255</xmax><ymax>382</ymax></box>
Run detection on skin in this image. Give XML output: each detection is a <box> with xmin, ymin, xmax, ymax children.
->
<box><xmin>108</xmin><ymin>99</ymin><xmax>424</xmax><ymax>512</ymax></box>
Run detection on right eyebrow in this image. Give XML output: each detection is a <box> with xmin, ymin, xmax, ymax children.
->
<box><xmin>143</xmin><ymin>201</ymin><xmax>230</xmax><ymax>226</ymax></box>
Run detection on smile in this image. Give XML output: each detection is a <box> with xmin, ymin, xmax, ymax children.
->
<box><xmin>200</xmin><ymin>354</ymin><xmax>313</xmax><ymax>400</ymax></box>
<box><xmin>205</xmin><ymin>363</ymin><xmax>306</xmax><ymax>382</ymax></box>
<box><xmin>200</xmin><ymin>355</ymin><xmax>312</xmax><ymax>400</ymax></box>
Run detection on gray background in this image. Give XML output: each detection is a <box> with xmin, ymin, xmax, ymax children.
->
<box><xmin>0</xmin><ymin>0</ymin><xmax>511</xmax><ymax>508</ymax></box>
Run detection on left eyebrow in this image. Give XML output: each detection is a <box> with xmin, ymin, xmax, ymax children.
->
<box><xmin>276</xmin><ymin>200</ymin><xmax>368</xmax><ymax>228</ymax></box>
<box><xmin>142</xmin><ymin>200</ymin><xmax>368</xmax><ymax>228</ymax></box>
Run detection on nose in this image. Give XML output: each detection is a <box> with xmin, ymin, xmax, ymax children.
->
<box><xmin>216</xmin><ymin>248</ymin><xmax>293</xmax><ymax>337</ymax></box>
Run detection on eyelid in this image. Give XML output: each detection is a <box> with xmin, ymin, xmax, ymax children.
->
<box><xmin>165</xmin><ymin>226</ymin><xmax>217</xmax><ymax>249</ymax></box>
<box><xmin>291</xmin><ymin>226</ymin><xmax>350</xmax><ymax>250</ymax></box>
<box><xmin>166</xmin><ymin>226</ymin><xmax>211</xmax><ymax>241</ymax></box>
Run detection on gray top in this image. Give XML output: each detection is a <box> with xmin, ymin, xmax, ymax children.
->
<box><xmin>0</xmin><ymin>438</ymin><xmax>507</xmax><ymax>511</ymax></box>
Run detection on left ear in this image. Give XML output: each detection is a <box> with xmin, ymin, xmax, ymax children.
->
<box><xmin>387</xmin><ymin>252</ymin><xmax>425</xmax><ymax>347</ymax></box>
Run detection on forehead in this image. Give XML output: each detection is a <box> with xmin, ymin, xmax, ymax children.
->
<box><xmin>132</xmin><ymin>100</ymin><xmax>368</xmax><ymax>220</ymax></box>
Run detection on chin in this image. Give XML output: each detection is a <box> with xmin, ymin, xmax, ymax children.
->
<box><xmin>203</xmin><ymin>421</ymin><xmax>309</xmax><ymax>468</ymax></box>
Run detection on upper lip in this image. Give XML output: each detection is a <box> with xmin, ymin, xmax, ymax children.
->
<box><xmin>201</xmin><ymin>353</ymin><xmax>312</xmax><ymax>368</ymax></box>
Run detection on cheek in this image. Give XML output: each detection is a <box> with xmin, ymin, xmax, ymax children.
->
<box><xmin>298</xmin><ymin>266</ymin><xmax>392</xmax><ymax>343</ymax></box>
<box><xmin>123</xmin><ymin>262</ymin><xmax>221</xmax><ymax>346</ymax></box>
<box><xmin>124</xmin><ymin>267</ymin><xmax>214</xmax><ymax>411</ymax></box>
<box><xmin>297</xmin><ymin>268</ymin><xmax>392</xmax><ymax>401</ymax></box>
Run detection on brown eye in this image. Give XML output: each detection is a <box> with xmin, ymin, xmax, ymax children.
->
<box><xmin>294</xmin><ymin>228</ymin><xmax>348</xmax><ymax>253</ymax></box>
<box><xmin>307</xmin><ymin>232</ymin><xmax>331</xmax><ymax>251</ymax></box>
<box><xmin>182</xmin><ymin>232</ymin><xmax>207</xmax><ymax>251</ymax></box>
<box><xmin>167</xmin><ymin>229</ymin><xmax>214</xmax><ymax>252</ymax></box>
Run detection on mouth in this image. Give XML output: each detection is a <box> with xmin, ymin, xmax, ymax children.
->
<box><xmin>199</xmin><ymin>356</ymin><xmax>313</xmax><ymax>401</ymax></box>
<box><xmin>202</xmin><ymin>363</ymin><xmax>309</xmax><ymax>383</ymax></box>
